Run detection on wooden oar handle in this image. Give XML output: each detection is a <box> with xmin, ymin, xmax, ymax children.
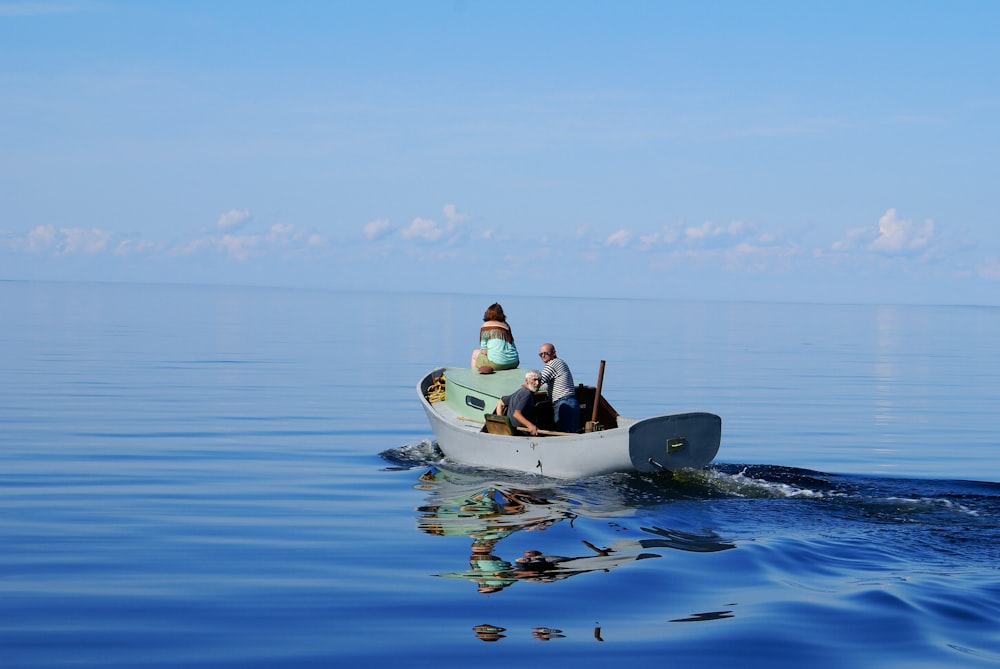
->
<box><xmin>517</xmin><ymin>426</ymin><xmax>576</xmax><ymax>437</ymax></box>
<box><xmin>458</xmin><ymin>415</ymin><xmax>576</xmax><ymax>436</ymax></box>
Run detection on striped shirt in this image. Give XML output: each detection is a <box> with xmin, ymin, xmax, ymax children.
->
<box><xmin>539</xmin><ymin>357</ymin><xmax>575</xmax><ymax>403</ymax></box>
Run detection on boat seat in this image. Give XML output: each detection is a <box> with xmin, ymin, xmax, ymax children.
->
<box><xmin>483</xmin><ymin>414</ymin><xmax>515</xmax><ymax>436</ymax></box>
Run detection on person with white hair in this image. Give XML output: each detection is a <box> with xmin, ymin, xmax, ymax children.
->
<box><xmin>505</xmin><ymin>369</ymin><xmax>541</xmax><ymax>436</ymax></box>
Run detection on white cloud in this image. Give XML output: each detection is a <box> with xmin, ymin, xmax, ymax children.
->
<box><xmin>637</xmin><ymin>232</ymin><xmax>660</xmax><ymax>250</ymax></box>
<box><xmin>363</xmin><ymin>218</ymin><xmax>392</xmax><ymax>240</ymax></box>
<box><xmin>217</xmin><ymin>209</ymin><xmax>252</xmax><ymax>231</ymax></box>
<box><xmin>870</xmin><ymin>208</ymin><xmax>934</xmax><ymax>252</ymax></box>
<box><xmin>684</xmin><ymin>222</ymin><xmax>712</xmax><ymax>241</ymax></box>
<box><xmin>20</xmin><ymin>225</ymin><xmax>58</xmax><ymax>251</ymax></box>
<box><xmin>831</xmin><ymin>227</ymin><xmax>869</xmax><ymax>252</ymax></box>
<box><xmin>219</xmin><ymin>234</ymin><xmax>262</xmax><ymax>260</ymax></box>
<box><xmin>114</xmin><ymin>239</ymin><xmax>159</xmax><ymax>256</ymax></box>
<box><xmin>210</xmin><ymin>224</ymin><xmax>318</xmax><ymax>259</ymax></box>
<box><xmin>400</xmin><ymin>217</ymin><xmax>444</xmax><ymax>241</ymax></box>
<box><xmin>832</xmin><ymin>208</ymin><xmax>935</xmax><ymax>255</ymax></box>
<box><xmin>659</xmin><ymin>225</ymin><xmax>682</xmax><ymax>244</ymax></box>
<box><xmin>4</xmin><ymin>224</ymin><xmax>117</xmax><ymax>255</ymax></box>
<box><xmin>596</xmin><ymin>219</ymin><xmax>772</xmax><ymax>255</ymax></box>
<box><xmin>165</xmin><ymin>220</ymin><xmax>323</xmax><ymax>260</ymax></box>
<box><xmin>171</xmin><ymin>238</ymin><xmax>213</xmax><ymax>257</ymax></box>
<box><xmin>397</xmin><ymin>204</ymin><xmax>472</xmax><ymax>243</ymax></box>
<box><xmin>0</xmin><ymin>202</ymin><xmax>963</xmax><ymax>291</ymax></box>
<box><xmin>267</xmin><ymin>223</ymin><xmax>295</xmax><ymax>243</ymax></box>
<box><xmin>685</xmin><ymin>220</ymin><xmax>749</xmax><ymax>243</ymax></box>
<box><xmin>61</xmin><ymin>227</ymin><xmax>112</xmax><ymax>254</ymax></box>
<box><xmin>442</xmin><ymin>203</ymin><xmax>469</xmax><ymax>226</ymax></box>
<box><xmin>605</xmin><ymin>229</ymin><xmax>632</xmax><ymax>247</ymax></box>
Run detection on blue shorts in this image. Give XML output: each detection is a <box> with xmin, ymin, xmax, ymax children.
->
<box><xmin>552</xmin><ymin>396</ymin><xmax>580</xmax><ymax>433</ymax></box>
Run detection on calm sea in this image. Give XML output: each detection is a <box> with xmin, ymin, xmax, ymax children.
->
<box><xmin>1</xmin><ymin>281</ymin><xmax>998</xmax><ymax>668</ymax></box>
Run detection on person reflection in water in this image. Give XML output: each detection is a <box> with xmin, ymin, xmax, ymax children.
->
<box><xmin>468</xmin><ymin>539</ymin><xmax>517</xmax><ymax>594</ymax></box>
<box><xmin>472</xmin><ymin>624</ymin><xmax>507</xmax><ymax>642</ymax></box>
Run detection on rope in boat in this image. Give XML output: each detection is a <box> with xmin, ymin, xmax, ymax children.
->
<box><xmin>425</xmin><ymin>374</ymin><xmax>446</xmax><ymax>403</ymax></box>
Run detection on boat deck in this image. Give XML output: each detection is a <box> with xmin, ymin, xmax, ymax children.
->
<box><xmin>429</xmin><ymin>366</ymin><xmax>621</xmax><ymax>434</ymax></box>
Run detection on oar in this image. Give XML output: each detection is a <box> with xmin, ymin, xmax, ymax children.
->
<box><xmin>517</xmin><ymin>426</ymin><xmax>577</xmax><ymax>437</ymax></box>
<box><xmin>457</xmin><ymin>416</ymin><xmax>576</xmax><ymax>437</ymax></box>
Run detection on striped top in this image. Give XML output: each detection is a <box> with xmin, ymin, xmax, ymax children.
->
<box><xmin>539</xmin><ymin>356</ymin><xmax>575</xmax><ymax>403</ymax></box>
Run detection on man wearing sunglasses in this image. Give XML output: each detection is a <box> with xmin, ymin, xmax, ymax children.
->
<box><xmin>537</xmin><ymin>344</ymin><xmax>580</xmax><ymax>434</ymax></box>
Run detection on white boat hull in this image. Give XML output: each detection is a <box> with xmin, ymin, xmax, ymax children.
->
<box><xmin>418</xmin><ymin>367</ymin><xmax>721</xmax><ymax>479</ymax></box>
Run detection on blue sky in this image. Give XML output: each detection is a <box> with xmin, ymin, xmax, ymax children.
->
<box><xmin>2</xmin><ymin>1</ymin><xmax>998</xmax><ymax>305</ymax></box>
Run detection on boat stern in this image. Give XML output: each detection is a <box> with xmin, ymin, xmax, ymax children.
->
<box><xmin>627</xmin><ymin>412</ymin><xmax>722</xmax><ymax>473</ymax></box>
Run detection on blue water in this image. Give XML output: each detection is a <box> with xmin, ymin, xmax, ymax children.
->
<box><xmin>1</xmin><ymin>281</ymin><xmax>998</xmax><ymax>668</ymax></box>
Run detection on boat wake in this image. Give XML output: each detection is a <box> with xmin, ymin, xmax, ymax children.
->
<box><xmin>380</xmin><ymin>443</ymin><xmax>1000</xmax><ymax>601</ymax></box>
<box><xmin>380</xmin><ymin>440</ymin><xmax>444</xmax><ymax>469</ymax></box>
<box><xmin>381</xmin><ymin>443</ymin><xmax>995</xmax><ymax>525</ymax></box>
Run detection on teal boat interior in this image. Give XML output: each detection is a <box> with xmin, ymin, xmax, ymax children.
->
<box><xmin>428</xmin><ymin>367</ymin><xmax>620</xmax><ymax>434</ymax></box>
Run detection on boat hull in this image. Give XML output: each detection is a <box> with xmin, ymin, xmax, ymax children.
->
<box><xmin>418</xmin><ymin>368</ymin><xmax>721</xmax><ymax>479</ymax></box>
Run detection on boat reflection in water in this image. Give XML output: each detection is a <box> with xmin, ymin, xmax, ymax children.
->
<box><xmin>415</xmin><ymin>466</ymin><xmax>736</xmax><ymax>594</ymax></box>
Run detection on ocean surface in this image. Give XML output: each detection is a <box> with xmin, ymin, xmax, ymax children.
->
<box><xmin>1</xmin><ymin>280</ymin><xmax>998</xmax><ymax>668</ymax></box>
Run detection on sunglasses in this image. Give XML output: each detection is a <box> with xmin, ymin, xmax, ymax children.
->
<box><xmin>538</xmin><ymin>351</ymin><xmax>553</xmax><ymax>358</ymax></box>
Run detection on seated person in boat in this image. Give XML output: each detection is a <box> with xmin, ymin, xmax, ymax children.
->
<box><xmin>506</xmin><ymin>369</ymin><xmax>541</xmax><ymax>436</ymax></box>
<box><xmin>471</xmin><ymin>303</ymin><xmax>520</xmax><ymax>371</ymax></box>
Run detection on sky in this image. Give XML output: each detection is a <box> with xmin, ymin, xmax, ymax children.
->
<box><xmin>2</xmin><ymin>0</ymin><xmax>999</xmax><ymax>305</ymax></box>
